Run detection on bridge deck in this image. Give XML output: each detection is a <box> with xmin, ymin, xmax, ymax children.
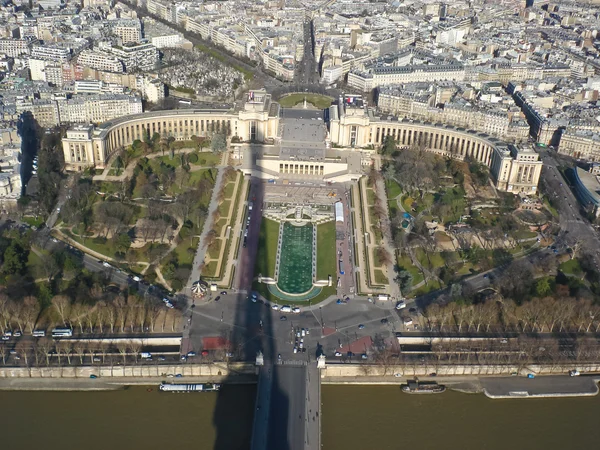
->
<box><xmin>251</xmin><ymin>363</ymin><xmax>321</xmax><ymax>450</ymax></box>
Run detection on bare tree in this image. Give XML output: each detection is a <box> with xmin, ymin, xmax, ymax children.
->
<box><xmin>73</xmin><ymin>341</ymin><xmax>87</xmax><ymax>365</ymax></box>
<box><xmin>21</xmin><ymin>296</ymin><xmax>40</xmax><ymax>334</ymax></box>
<box><xmin>51</xmin><ymin>295</ymin><xmax>71</xmax><ymax>326</ymax></box>
<box><xmin>38</xmin><ymin>337</ymin><xmax>53</xmax><ymax>366</ymax></box>
<box><xmin>117</xmin><ymin>341</ymin><xmax>129</xmax><ymax>365</ymax></box>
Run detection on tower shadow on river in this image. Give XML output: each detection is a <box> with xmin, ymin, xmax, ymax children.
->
<box><xmin>211</xmin><ymin>167</ymin><xmax>290</xmax><ymax>450</ymax></box>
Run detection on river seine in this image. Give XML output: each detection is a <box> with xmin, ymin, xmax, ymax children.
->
<box><xmin>322</xmin><ymin>385</ymin><xmax>600</xmax><ymax>450</ymax></box>
<box><xmin>2</xmin><ymin>384</ymin><xmax>600</xmax><ymax>450</ymax></box>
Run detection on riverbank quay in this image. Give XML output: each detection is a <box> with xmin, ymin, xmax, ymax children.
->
<box><xmin>0</xmin><ymin>374</ymin><xmax>258</xmax><ymax>391</ymax></box>
<box><xmin>481</xmin><ymin>375</ymin><xmax>599</xmax><ymax>399</ymax></box>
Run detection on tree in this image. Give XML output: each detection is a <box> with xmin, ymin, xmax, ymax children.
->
<box><xmin>116</xmin><ymin>233</ymin><xmax>132</xmax><ymax>254</ymax></box>
<box><xmin>210</xmin><ymin>133</ymin><xmax>227</xmax><ymax>152</ymax></box>
<box><xmin>381</xmin><ymin>135</ymin><xmax>396</xmax><ymax>156</ymax></box>
<box><xmin>2</xmin><ymin>242</ymin><xmax>28</xmax><ymax>275</ymax></box>
<box><xmin>395</xmin><ymin>268</ymin><xmax>413</xmax><ymax>292</ymax></box>
<box><xmin>536</xmin><ymin>278</ymin><xmax>552</xmax><ymax>297</ymax></box>
<box><xmin>52</xmin><ymin>295</ymin><xmax>71</xmax><ymax>326</ymax></box>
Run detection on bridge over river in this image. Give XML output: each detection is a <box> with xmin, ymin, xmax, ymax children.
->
<box><xmin>251</xmin><ymin>361</ymin><xmax>321</xmax><ymax>450</ymax></box>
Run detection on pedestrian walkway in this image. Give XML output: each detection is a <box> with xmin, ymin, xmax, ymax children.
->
<box><xmin>186</xmin><ymin>166</ymin><xmax>226</xmax><ymax>293</ymax></box>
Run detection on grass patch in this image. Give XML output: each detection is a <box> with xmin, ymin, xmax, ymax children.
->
<box><xmin>202</xmin><ymin>260</ymin><xmax>219</xmax><ymax>277</ymax></box>
<box><xmin>415</xmin><ymin>248</ymin><xmax>445</xmax><ymax>270</ymax></box>
<box><xmin>194</xmin><ymin>152</ymin><xmax>221</xmax><ymax>167</ymax></box>
<box><xmin>317</xmin><ymin>221</ymin><xmax>337</xmax><ymax>280</ymax></box>
<box><xmin>514</xmin><ymin>230</ymin><xmax>538</xmax><ymax>240</ymax></box>
<box><xmin>223</xmin><ymin>182</ymin><xmax>235</xmax><ymax>199</ymax></box>
<box><xmin>411</xmin><ymin>279</ymin><xmax>442</xmax><ymax>297</ymax></box>
<box><xmin>278</xmin><ymin>93</ymin><xmax>333</xmax><ymax>109</ymax></box>
<box><xmin>173</xmin><ymin>236</ymin><xmax>199</xmax><ymax>266</ymax></box>
<box><xmin>208</xmin><ymin>240</ymin><xmax>222</xmax><ymax>259</ymax></box>
<box><xmin>22</xmin><ymin>216</ymin><xmax>45</xmax><ymax>228</ymax></box>
<box><xmin>253</xmin><ymin>282</ymin><xmax>336</xmax><ymax>306</ymax></box>
<box><xmin>374</xmin><ymin>269</ymin><xmax>388</xmax><ymax>285</ymax></box>
<box><xmin>559</xmin><ymin>258</ymin><xmax>583</xmax><ymax>276</ymax></box>
<box><xmin>217</xmin><ymin>200</ymin><xmax>232</xmax><ymax>218</ymax></box>
<box><xmin>397</xmin><ymin>254</ymin><xmax>424</xmax><ymax>287</ymax></box>
<box><xmin>385</xmin><ymin>179</ymin><xmax>402</xmax><ymax>200</ymax></box>
<box><xmin>366</xmin><ymin>188</ymin><xmax>376</xmax><ymax>205</ymax></box>
<box><xmin>255</xmin><ymin>218</ymin><xmax>280</xmax><ymax>278</ymax></box>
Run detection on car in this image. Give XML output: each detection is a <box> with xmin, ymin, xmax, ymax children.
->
<box><xmin>132</xmin><ymin>276</ymin><xmax>141</xmax><ymax>282</ymax></box>
<box><xmin>272</xmin><ymin>304</ymin><xmax>280</xmax><ymax>311</ymax></box>
<box><xmin>336</xmin><ymin>299</ymin><xmax>342</xmax><ymax>304</ymax></box>
<box><xmin>394</xmin><ymin>373</ymin><xmax>402</xmax><ymax>377</ymax></box>
<box><xmin>180</xmin><ymin>355</ymin><xmax>187</xmax><ymax>361</ymax></box>
<box><xmin>51</xmin><ymin>238</ymin><xmax>58</xmax><ymax>243</ymax></box>
<box><xmin>292</xmin><ymin>307</ymin><xmax>300</xmax><ymax>314</ymax></box>
<box><xmin>280</xmin><ymin>316</ymin><xmax>287</xmax><ymax>321</ymax></box>
<box><xmin>280</xmin><ymin>306</ymin><xmax>291</xmax><ymax>313</ymax></box>
<box><xmin>569</xmin><ymin>370</ymin><xmax>581</xmax><ymax>377</ymax></box>
<box><xmin>13</xmin><ymin>330</ymin><xmax>21</xmax><ymax>337</ymax></box>
<box><xmin>347</xmin><ymin>351</ymin><xmax>354</xmax><ymax>357</ymax></box>
<box><xmin>251</xmin><ymin>293</ymin><xmax>257</xmax><ymax>299</ymax></box>
<box><xmin>220</xmin><ymin>291</ymin><xmax>227</xmax><ymax>295</ymax></box>
<box><xmin>250</xmin><ymin>297</ymin><xmax>257</xmax><ymax>303</ymax></box>
<box><xmin>402</xmin><ymin>318</ymin><xmax>413</xmax><ymax>326</ymax></box>
<box><xmin>293</xmin><ymin>347</ymin><xmax>298</xmax><ymax>354</ymax></box>
<box><xmin>396</xmin><ymin>300</ymin><xmax>406</xmax><ymax>310</ymax></box>
<box><xmin>358</xmin><ymin>324</ymin><xmax>365</xmax><ymax>329</ymax></box>
<box><xmin>3</xmin><ymin>330</ymin><xmax>12</xmax><ymax>337</ymax></box>
<box><xmin>158</xmin><ymin>356</ymin><xmax>166</xmax><ymax>361</ymax></box>
<box><xmin>56</xmin><ymin>207</ymin><xmax>61</xmax><ymax>213</ymax></box>
<box><xmin>361</xmin><ymin>353</ymin><xmax>368</xmax><ymax>360</ymax></box>
<box><xmin>1</xmin><ymin>335</ymin><xmax>9</xmax><ymax>341</ymax></box>
<box><xmin>527</xmin><ymin>373</ymin><xmax>535</xmax><ymax>379</ymax></box>
<box><xmin>201</xmin><ymin>350</ymin><xmax>209</xmax><ymax>356</ymax></box>
<box><xmin>187</xmin><ymin>351</ymin><xmax>197</xmax><ymax>357</ymax></box>
<box><xmin>368</xmin><ymin>297</ymin><xmax>372</xmax><ymax>303</ymax></box>
<box><xmin>93</xmin><ymin>356</ymin><xmax>102</xmax><ymax>362</ymax></box>
<box><xmin>102</xmin><ymin>261</ymin><xmax>111</xmax><ymax>268</ymax></box>
<box><xmin>175</xmin><ymin>374</ymin><xmax>183</xmax><ymax>378</ymax></box>
<box><xmin>214</xmin><ymin>296</ymin><xmax>221</xmax><ymax>302</ymax></box>
<box><xmin>165</xmin><ymin>302</ymin><xmax>174</xmax><ymax>309</ymax></box>
<box><xmin>167</xmin><ymin>374</ymin><xmax>175</xmax><ymax>378</ymax></box>
<box><xmin>380</xmin><ymin>318</ymin><xmax>389</xmax><ymax>324</ymax></box>
<box><xmin>335</xmin><ymin>352</ymin><xmax>342</xmax><ymax>357</ymax></box>
<box><xmin>9</xmin><ymin>349</ymin><xmax>17</xmax><ymax>355</ymax></box>
<box><xmin>90</xmin><ymin>374</ymin><xmax>98</xmax><ymax>379</ymax></box>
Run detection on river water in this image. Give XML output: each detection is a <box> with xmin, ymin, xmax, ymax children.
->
<box><xmin>2</xmin><ymin>384</ymin><xmax>599</xmax><ymax>450</ymax></box>
<box><xmin>322</xmin><ymin>385</ymin><xmax>600</xmax><ymax>450</ymax></box>
<box><xmin>0</xmin><ymin>385</ymin><xmax>256</xmax><ymax>450</ymax></box>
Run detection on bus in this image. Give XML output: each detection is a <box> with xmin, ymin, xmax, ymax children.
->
<box><xmin>339</xmin><ymin>260</ymin><xmax>345</xmax><ymax>275</ymax></box>
<box><xmin>51</xmin><ymin>327</ymin><xmax>73</xmax><ymax>338</ymax></box>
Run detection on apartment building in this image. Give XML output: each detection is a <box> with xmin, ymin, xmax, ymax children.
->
<box><xmin>0</xmin><ymin>38</ymin><xmax>35</xmax><ymax>57</ymax></box>
<box><xmin>77</xmin><ymin>49</ymin><xmax>124</xmax><ymax>73</ymax></box>
<box><xmin>558</xmin><ymin>130</ymin><xmax>600</xmax><ymax>161</ymax></box>
<box><xmin>31</xmin><ymin>44</ymin><xmax>71</xmax><ymax>62</ymax></box>
<box><xmin>112</xmin><ymin>20</ymin><xmax>142</xmax><ymax>44</ymax></box>
<box><xmin>349</xmin><ymin>64</ymin><xmax>466</xmax><ymax>91</ymax></box>
<box><xmin>102</xmin><ymin>42</ymin><xmax>160</xmax><ymax>72</ymax></box>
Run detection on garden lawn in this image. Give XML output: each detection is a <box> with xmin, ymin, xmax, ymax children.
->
<box><xmin>385</xmin><ymin>179</ymin><xmax>402</xmax><ymax>200</ymax></box>
<box><xmin>278</xmin><ymin>93</ymin><xmax>333</xmax><ymax>109</ymax></box>
<box><xmin>397</xmin><ymin>254</ymin><xmax>424</xmax><ymax>286</ymax></box>
<box><xmin>559</xmin><ymin>258</ymin><xmax>583</xmax><ymax>276</ymax></box>
<box><xmin>255</xmin><ymin>218</ymin><xmax>280</xmax><ymax>278</ymax></box>
<box><xmin>173</xmin><ymin>236</ymin><xmax>199</xmax><ymax>266</ymax></box>
<box><xmin>374</xmin><ymin>269</ymin><xmax>388</xmax><ymax>285</ymax></box>
<box><xmin>317</xmin><ymin>221</ymin><xmax>336</xmax><ymax>280</ymax></box>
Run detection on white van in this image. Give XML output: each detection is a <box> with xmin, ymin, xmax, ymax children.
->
<box><xmin>280</xmin><ymin>306</ymin><xmax>292</xmax><ymax>313</ymax></box>
<box><xmin>141</xmin><ymin>352</ymin><xmax>152</xmax><ymax>359</ymax></box>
